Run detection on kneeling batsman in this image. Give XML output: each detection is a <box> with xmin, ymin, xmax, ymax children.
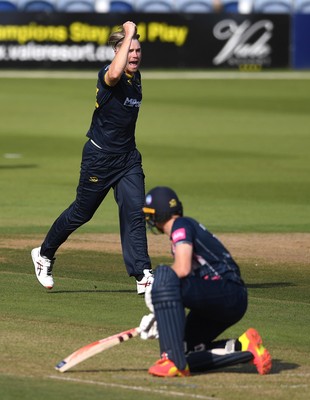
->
<box><xmin>139</xmin><ymin>186</ymin><xmax>272</xmax><ymax>378</ymax></box>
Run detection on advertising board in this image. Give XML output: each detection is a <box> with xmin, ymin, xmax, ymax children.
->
<box><xmin>0</xmin><ymin>12</ymin><xmax>290</xmax><ymax>69</ymax></box>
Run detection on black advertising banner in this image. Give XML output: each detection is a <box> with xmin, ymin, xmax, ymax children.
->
<box><xmin>0</xmin><ymin>12</ymin><xmax>290</xmax><ymax>69</ymax></box>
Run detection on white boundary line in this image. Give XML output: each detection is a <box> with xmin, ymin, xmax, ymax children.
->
<box><xmin>0</xmin><ymin>70</ymin><xmax>310</xmax><ymax>80</ymax></box>
<box><xmin>49</xmin><ymin>375</ymin><xmax>221</xmax><ymax>400</ymax></box>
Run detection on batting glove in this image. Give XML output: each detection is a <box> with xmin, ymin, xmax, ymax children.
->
<box><xmin>139</xmin><ymin>313</ymin><xmax>159</xmax><ymax>340</ymax></box>
<box><xmin>144</xmin><ymin>284</ymin><xmax>154</xmax><ymax>313</ymax></box>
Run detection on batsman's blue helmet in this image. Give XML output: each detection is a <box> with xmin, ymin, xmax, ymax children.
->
<box><xmin>143</xmin><ymin>186</ymin><xmax>183</xmax><ymax>227</ymax></box>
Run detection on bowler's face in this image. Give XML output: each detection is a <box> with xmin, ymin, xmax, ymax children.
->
<box><xmin>117</xmin><ymin>39</ymin><xmax>141</xmax><ymax>74</ymax></box>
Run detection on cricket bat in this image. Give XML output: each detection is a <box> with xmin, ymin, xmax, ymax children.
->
<box><xmin>55</xmin><ymin>327</ymin><xmax>140</xmax><ymax>372</ymax></box>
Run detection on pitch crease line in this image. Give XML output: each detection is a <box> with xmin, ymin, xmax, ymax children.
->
<box><xmin>49</xmin><ymin>375</ymin><xmax>220</xmax><ymax>400</ymax></box>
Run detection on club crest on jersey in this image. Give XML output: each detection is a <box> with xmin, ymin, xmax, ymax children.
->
<box><xmin>124</xmin><ymin>97</ymin><xmax>141</xmax><ymax>108</ymax></box>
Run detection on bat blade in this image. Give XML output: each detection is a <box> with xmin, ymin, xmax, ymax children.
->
<box><xmin>55</xmin><ymin>327</ymin><xmax>140</xmax><ymax>373</ymax></box>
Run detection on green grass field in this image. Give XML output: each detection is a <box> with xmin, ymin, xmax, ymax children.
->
<box><xmin>1</xmin><ymin>72</ymin><xmax>310</xmax><ymax>399</ymax></box>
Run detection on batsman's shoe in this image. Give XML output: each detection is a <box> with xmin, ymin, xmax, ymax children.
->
<box><xmin>136</xmin><ymin>269</ymin><xmax>154</xmax><ymax>295</ymax></box>
<box><xmin>239</xmin><ymin>328</ymin><xmax>272</xmax><ymax>375</ymax></box>
<box><xmin>31</xmin><ymin>247</ymin><xmax>55</xmax><ymax>289</ymax></box>
<box><xmin>148</xmin><ymin>355</ymin><xmax>190</xmax><ymax>377</ymax></box>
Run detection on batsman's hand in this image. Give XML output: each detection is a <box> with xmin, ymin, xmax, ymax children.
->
<box><xmin>139</xmin><ymin>313</ymin><xmax>159</xmax><ymax>340</ymax></box>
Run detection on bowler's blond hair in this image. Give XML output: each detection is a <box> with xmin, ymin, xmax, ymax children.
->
<box><xmin>108</xmin><ymin>26</ymin><xmax>140</xmax><ymax>50</ymax></box>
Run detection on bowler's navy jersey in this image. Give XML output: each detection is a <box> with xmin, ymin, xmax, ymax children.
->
<box><xmin>171</xmin><ymin>217</ymin><xmax>243</xmax><ymax>283</ymax></box>
<box><xmin>86</xmin><ymin>65</ymin><xmax>142</xmax><ymax>153</ymax></box>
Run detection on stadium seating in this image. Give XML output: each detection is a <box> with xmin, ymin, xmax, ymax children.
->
<box><xmin>221</xmin><ymin>0</ymin><xmax>239</xmax><ymax>12</ymax></box>
<box><xmin>109</xmin><ymin>0</ymin><xmax>135</xmax><ymax>12</ymax></box>
<box><xmin>8</xmin><ymin>0</ymin><xmax>310</xmax><ymax>14</ymax></box>
<box><xmin>135</xmin><ymin>0</ymin><xmax>176</xmax><ymax>12</ymax></box>
<box><xmin>176</xmin><ymin>0</ymin><xmax>214</xmax><ymax>13</ymax></box>
<box><xmin>18</xmin><ymin>0</ymin><xmax>57</xmax><ymax>11</ymax></box>
<box><xmin>294</xmin><ymin>0</ymin><xmax>310</xmax><ymax>13</ymax></box>
<box><xmin>238</xmin><ymin>0</ymin><xmax>254</xmax><ymax>13</ymax></box>
<box><xmin>57</xmin><ymin>0</ymin><xmax>95</xmax><ymax>11</ymax></box>
<box><xmin>0</xmin><ymin>0</ymin><xmax>18</xmax><ymax>10</ymax></box>
<box><xmin>94</xmin><ymin>0</ymin><xmax>109</xmax><ymax>12</ymax></box>
<box><xmin>253</xmin><ymin>0</ymin><xmax>293</xmax><ymax>13</ymax></box>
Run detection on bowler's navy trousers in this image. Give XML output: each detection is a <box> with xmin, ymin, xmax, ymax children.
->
<box><xmin>41</xmin><ymin>139</ymin><xmax>151</xmax><ymax>276</ymax></box>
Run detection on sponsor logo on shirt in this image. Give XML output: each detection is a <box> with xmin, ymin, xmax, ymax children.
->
<box><xmin>172</xmin><ymin>228</ymin><xmax>186</xmax><ymax>243</ymax></box>
<box><xmin>124</xmin><ymin>97</ymin><xmax>141</xmax><ymax>108</ymax></box>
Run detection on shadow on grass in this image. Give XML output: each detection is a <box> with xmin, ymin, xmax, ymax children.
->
<box><xmin>247</xmin><ymin>282</ymin><xmax>296</xmax><ymax>289</ymax></box>
<box><xmin>48</xmin><ymin>282</ymin><xmax>296</xmax><ymax>294</ymax></box>
<box><xmin>0</xmin><ymin>164</ymin><xmax>38</xmax><ymax>169</ymax></box>
<box><xmin>47</xmin><ymin>289</ymin><xmax>136</xmax><ymax>294</ymax></box>
<box><xmin>64</xmin><ymin>359</ymin><xmax>299</xmax><ymax>375</ymax></box>
<box><xmin>207</xmin><ymin>359</ymin><xmax>300</xmax><ymax>375</ymax></box>
<box><xmin>193</xmin><ymin>359</ymin><xmax>299</xmax><ymax>376</ymax></box>
<box><xmin>67</xmin><ymin>368</ymin><xmax>147</xmax><ymax>373</ymax></box>
<box><xmin>268</xmin><ymin>359</ymin><xmax>300</xmax><ymax>374</ymax></box>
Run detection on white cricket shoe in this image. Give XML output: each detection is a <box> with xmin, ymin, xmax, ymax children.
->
<box><xmin>31</xmin><ymin>247</ymin><xmax>55</xmax><ymax>289</ymax></box>
<box><xmin>136</xmin><ymin>269</ymin><xmax>154</xmax><ymax>295</ymax></box>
